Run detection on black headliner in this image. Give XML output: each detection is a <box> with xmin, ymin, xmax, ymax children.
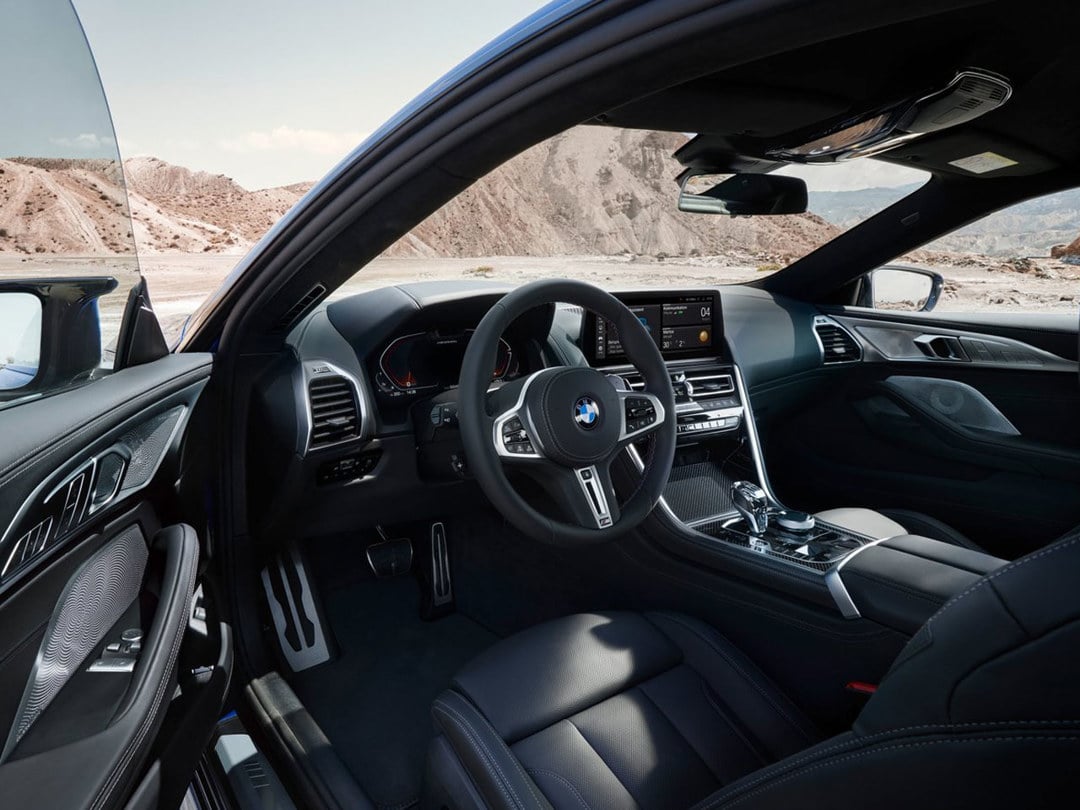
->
<box><xmin>595</xmin><ymin>0</ymin><xmax>1080</xmax><ymax>180</ymax></box>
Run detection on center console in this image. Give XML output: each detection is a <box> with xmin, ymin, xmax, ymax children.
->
<box><xmin>588</xmin><ymin>290</ymin><xmax>1008</xmax><ymax>632</ymax></box>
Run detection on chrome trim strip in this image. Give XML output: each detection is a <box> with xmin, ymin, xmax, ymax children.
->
<box><xmin>823</xmin><ymin>536</ymin><xmax>892</xmax><ymax>619</ymax></box>
<box><xmin>731</xmin><ymin>364</ymin><xmax>780</xmax><ymax>507</ymax></box>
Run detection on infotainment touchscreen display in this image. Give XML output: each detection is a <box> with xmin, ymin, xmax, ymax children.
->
<box><xmin>585</xmin><ymin>292</ymin><xmax>721</xmax><ymax>364</ymax></box>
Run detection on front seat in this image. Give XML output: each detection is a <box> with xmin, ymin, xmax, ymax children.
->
<box><xmin>425</xmin><ymin>530</ymin><xmax>1080</xmax><ymax>809</ymax></box>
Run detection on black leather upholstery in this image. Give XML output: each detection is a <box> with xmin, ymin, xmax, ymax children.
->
<box><xmin>427</xmin><ymin>611</ymin><xmax>818</xmax><ymax>809</ymax></box>
<box><xmin>427</xmin><ymin>528</ymin><xmax>1080</xmax><ymax>809</ymax></box>
<box><xmin>841</xmin><ymin>534</ymin><xmax>1006</xmax><ymax>634</ymax></box>
<box><xmin>877</xmin><ymin>508</ymin><xmax>984</xmax><ymax>552</ymax></box>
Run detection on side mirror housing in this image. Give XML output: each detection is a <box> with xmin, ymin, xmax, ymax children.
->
<box><xmin>0</xmin><ymin>278</ymin><xmax>118</xmax><ymax>401</ymax></box>
<box><xmin>857</xmin><ymin>264</ymin><xmax>943</xmax><ymax>312</ymax></box>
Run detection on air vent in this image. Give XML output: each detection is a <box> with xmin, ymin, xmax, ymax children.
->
<box><xmin>620</xmin><ymin>364</ymin><xmax>735</xmax><ymax>400</ymax></box>
<box><xmin>308</xmin><ymin>374</ymin><xmax>360</xmax><ymax>449</ymax></box>
<box><xmin>273</xmin><ymin>283</ymin><xmax>327</xmax><ymax>334</ymax></box>
<box><xmin>814</xmin><ymin>317</ymin><xmax>862</xmax><ymax>364</ymax></box>
<box><xmin>2</xmin><ymin>517</ymin><xmax>55</xmax><ymax>578</ymax></box>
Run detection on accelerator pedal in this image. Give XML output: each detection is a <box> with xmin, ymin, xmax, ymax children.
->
<box><xmin>419</xmin><ymin>521</ymin><xmax>455</xmax><ymax>619</ymax></box>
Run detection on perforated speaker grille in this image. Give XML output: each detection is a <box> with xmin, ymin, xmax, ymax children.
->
<box><xmin>4</xmin><ymin>525</ymin><xmax>148</xmax><ymax>754</ymax></box>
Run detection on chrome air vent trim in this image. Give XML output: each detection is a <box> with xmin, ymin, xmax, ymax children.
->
<box><xmin>300</xmin><ymin>361</ymin><xmax>370</xmax><ymax>455</ymax></box>
<box><xmin>814</xmin><ymin>315</ymin><xmax>863</xmax><ymax>364</ymax></box>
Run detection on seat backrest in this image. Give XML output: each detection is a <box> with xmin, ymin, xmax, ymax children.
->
<box><xmin>856</xmin><ymin>526</ymin><xmax>1080</xmax><ymax>732</ymax></box>
<box><xmin>702</xmin><ymin>527</ymin><xmax>1080</xmax><ymax>809</ymax></box>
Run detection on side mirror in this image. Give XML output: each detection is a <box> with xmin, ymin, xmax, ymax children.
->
<box><xmin>0</xmin><ymin>278</ymin><xmax>118</xmax><ymax>402</ymax></box>
<box><xmin>678</xmin><ymin>171</ymin><xmax>808</xmax><ymax>216</ymax></box>
<box><xmin>858</xmin><ymin>265</ymin><xmax>943</xmax><ymax>312</ymax></box>
<box><xmin>0</xmin><ymin>292</ymin><xmax>43</xmax><ymax>391</ymax></box>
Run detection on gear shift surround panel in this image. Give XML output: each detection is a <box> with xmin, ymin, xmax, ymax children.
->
<box><xmin>706</xmin><ymin>481</ymin><xmax>873</xmax><ymax>571</ymax></box>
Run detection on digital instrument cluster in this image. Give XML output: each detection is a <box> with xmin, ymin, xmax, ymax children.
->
<box><xmin>374</xmin><ymin>330</ymin><xmax>516</xmax><ymax>398</ymax></box>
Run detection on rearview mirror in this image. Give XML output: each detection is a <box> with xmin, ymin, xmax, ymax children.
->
<box><xmin>859</xmin><ymin>265</ymin><xmax>944</xmax><ymax>312</ymax></box>
<box><xmin>678</xmin><ymin>171</ymin><xmax>808</xmax><ymax>216</ymax></box>
<box><xmin>0</xmin><ymin>293</ymin><xmax>42</xmax><ymax>390</ymax></box>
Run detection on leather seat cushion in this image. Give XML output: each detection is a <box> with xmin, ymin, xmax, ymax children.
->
<box><xmin>432</xmin><ymin>611</ymin><xmax>819</xmax><ymax>809</ymax></box>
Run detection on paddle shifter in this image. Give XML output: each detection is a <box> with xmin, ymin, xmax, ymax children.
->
<box><xmin>732</xmin><ymin>481</ymin><xmax>769</xmax><ymax>535</ymax></box>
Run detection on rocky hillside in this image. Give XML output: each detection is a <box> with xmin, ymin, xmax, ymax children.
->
<box><xmin>387</xmin><ymin>127</ymin><xmax>839</xmax><ymax>262</ymax></box>
<box><xmin>0</xmin><ymin>158</ymin><xmax>135</xmax><ymax>254</ymax></box>
<box><xmin>813</xmin><ymin>183</ymin><xmax>1080</xmax><ymax>258</ymax></box>
<box><xmin>1</xmin><ymin>127</ymin><xmax>838</xmax><ymax>263</ymax></box>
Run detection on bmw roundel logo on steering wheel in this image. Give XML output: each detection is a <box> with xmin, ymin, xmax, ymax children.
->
<box><xmin>574</xmin><ymin>396</ymin><xmax>601</xmax><ymax>429</ymax></box>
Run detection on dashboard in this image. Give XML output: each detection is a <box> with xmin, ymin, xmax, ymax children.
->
<box><xmin>249</xmin><ymin>279</ymin><xmax>825</xmax><ymax>541</ymax></box>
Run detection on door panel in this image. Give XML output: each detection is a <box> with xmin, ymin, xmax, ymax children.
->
<box><xmin>0</xmin><ymin>353</ymin><xmax>228</xmax><ymax>810</ymax></box>
<box><xmin>768</xmin><ymin>309</ymin><xmax>1080</xmax><ymax>559</ymax></box>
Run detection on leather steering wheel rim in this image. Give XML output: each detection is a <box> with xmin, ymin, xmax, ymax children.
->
<box><xmin>459</xmin><ymin>279</ymin><xmax>677</xmax><ymax>545</ymax></box>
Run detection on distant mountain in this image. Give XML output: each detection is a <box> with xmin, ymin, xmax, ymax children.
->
<box><xmin>810</xmin><ymin>182</ymin><xmax>1080</xmax><ymax>258</ymax></box>
<box><xmin>123</xmin><ymin>156</ymin><xmax>313</xmax><ymax>253</ymax></box>
<box><xmin>808</xmin><ymin>183</ymin><xmax>922</xmax><ymax>228</ymax></box>
<box><xmin>0</xmin><ymin>158</ymin><xmax>134</xmax><ymax>254</ymax></box>
<box><xmin>5</xmin><ymin>129</ymin><xmax>1078</xmax><ymax>263</ymax></box>
<box><xmin>0</xmin><ymin>156</ymin><xmax>310</xmax><ymax>255</ymax></box>
<box><xmin>387</xmin><ymin>127</ymin><xmax>839</xmax><ymax>262</ymax></box>
<box><xmin>1</xmin><ymin>128</ymin><xmax>840</xmax><ymax>263</ymax></box>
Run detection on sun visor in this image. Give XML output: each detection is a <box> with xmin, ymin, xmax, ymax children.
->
<box><xmin>876</xmin><ymin>131</ymin><xmax>1059</xmax><ymax>178</ymax></box>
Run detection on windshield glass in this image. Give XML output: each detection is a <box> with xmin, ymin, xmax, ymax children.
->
<box><xmin>333</xmin><ymin>127</ymin><xmax>927</xmax><ymax>298</ymax></box>
<box><xmin>0</xmin><ymin>0</ymin><xmax>139</xmax><ymax>362</ymax></box>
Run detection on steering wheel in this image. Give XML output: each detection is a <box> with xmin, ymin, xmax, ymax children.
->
<box><xmin>459</xmin><ymin>280</ymin><xmax>677</xmax><ymax>545</ymax></box>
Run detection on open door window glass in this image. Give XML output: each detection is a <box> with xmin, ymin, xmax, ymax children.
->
<box><xmin>0</xmin><ymin>0</ymin><xmax>141</xmax><ymax>408</ymax></box>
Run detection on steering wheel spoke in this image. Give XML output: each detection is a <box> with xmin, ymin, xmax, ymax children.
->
<box><xmin>550</xmin><ymin>463</ymin><xmax>620</xmax><ymax>530</ymax></box>
<box><xmin>615</xmin><ymin>389</ymin><xmax>666</xmax><ymax>448</ymax></box>
<box><xmin>491</xmin><ymin>370</ymin><xmax>551</xmax><ymax>463</ymax></box>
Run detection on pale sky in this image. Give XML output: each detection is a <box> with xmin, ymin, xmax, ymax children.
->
<box><xmin>74</xmin><ymin>0</ymin><xmax>548</xmax><ymax>189</ymax></box>
<box><xmin>73</xmin><ymin>0</ymin><xmax>923</xmax><ymax>193</ymax></box>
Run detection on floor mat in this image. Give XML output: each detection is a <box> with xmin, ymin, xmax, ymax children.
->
<box><xmin>290</xmin><ymin>575</ymin><xmax>497</xmax><ymax>809</ymax></box>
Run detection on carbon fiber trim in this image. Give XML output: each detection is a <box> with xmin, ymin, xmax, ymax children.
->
<box><xmin>662</xmin><ymin>449</ymin><xmax>758</xmax><ymax>524</ymax></box>
<box><xmin>2</xmin><ymin>524</ymin><xmax>148</xmax><ymax>758</ymax></box>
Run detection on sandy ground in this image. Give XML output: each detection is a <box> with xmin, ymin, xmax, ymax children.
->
<box><xmin>3</xmin><ymin>253</ymin><xmax>1078</xmax><ymax>349</ymax></box>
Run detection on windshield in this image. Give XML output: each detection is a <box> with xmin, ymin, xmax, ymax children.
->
<box><xmin>332</xmin><ymin>127</ymin><xmax>928</xmax><ymax>298</ymax></box>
